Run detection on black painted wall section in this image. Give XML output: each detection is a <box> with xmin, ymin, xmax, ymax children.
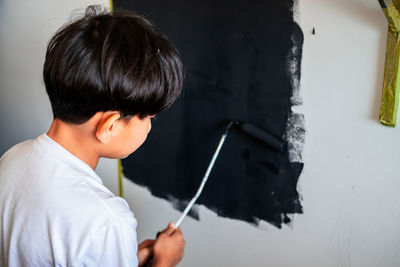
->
<box><xmin>115</xmin><ymin>0</ymin><xmax>305</xmax><ymax>228</ymax></box>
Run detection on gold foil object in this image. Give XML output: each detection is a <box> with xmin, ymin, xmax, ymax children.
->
<box><xmin>379</xmin><ymin>0</ymin><xmax>400</xmax><ymax>126</ymax></box>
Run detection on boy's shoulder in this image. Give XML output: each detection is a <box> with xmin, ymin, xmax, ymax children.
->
<box><xmin>0</xmin><ymin>137</ymin><xmax>35</xmax><ymax>162</ymax></box>
<box><xmin>0</xmin><ymin>137</ymin><xmax>40</xmax><ymax>185</ymax></box>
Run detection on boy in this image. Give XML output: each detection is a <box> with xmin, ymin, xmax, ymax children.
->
<box><xmin>0</xmin><ymin>6</ymin><xmax>185</xmax><ymax>267</ymax></box>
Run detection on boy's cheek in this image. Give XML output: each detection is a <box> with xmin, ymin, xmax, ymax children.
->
<box><xmin>103</xmin><ymin>123</ymin><xmax>149</xmax><ymax>158</ymax></box>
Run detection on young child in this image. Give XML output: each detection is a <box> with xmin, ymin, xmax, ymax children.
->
<box><xmin>0</xmin><ymin>6</ymin><xmax>185</xmax><ymax>267</ymax></box>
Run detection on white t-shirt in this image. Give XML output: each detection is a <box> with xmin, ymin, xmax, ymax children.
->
<box><xmin>0</xmin><ymin>134</ymin><xmax>138</xmax><ymax>267</ymax></box>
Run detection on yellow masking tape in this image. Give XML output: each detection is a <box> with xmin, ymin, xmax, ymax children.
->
<box><xmin>379</xmin><ymin>0</ymin><xmax>400</xmax><ymax>126</ymax></box>
<box><xmin>118</xmin><ymin>159</ymin><xmax>124</xmax><ymax>198</ymax></box>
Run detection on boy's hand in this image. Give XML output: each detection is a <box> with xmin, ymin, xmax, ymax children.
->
<box><xmin>152</xmin><ymin>222</ymin><xmax>185</xmax><ymax>267</ymax></box>
<box><xmin>138</xmin><ymin>239</ymin><xmax>155</xmax><ymax>267</ymax></box>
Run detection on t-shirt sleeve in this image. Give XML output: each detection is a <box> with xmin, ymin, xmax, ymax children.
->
<box><xmin>77</xmin><ymin>217</ymin><xmax>139</xmax><ymax>267</ymax></box>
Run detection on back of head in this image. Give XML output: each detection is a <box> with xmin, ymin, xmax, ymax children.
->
<box><xmin>43</xmin><ymin>5</ymin><xmax>184</xmax><ymax>124</ymax></box>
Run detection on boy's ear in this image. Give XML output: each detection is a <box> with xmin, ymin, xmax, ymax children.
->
<box><xmin>95</xmin><ymin>112</ymin><xmax>122</xmax><ymax>144</ymax></box>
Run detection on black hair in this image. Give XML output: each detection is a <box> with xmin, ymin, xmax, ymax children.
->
<box><xmin>43</xmin><ymin>5</ymin><xmax>184</xmax><ymax>124</ymax></box>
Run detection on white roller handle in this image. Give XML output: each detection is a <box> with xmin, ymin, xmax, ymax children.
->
<box><xmin>174</xmin><ymin>122</ymin><xmax>232</xmax><ymax>228</ymax></box>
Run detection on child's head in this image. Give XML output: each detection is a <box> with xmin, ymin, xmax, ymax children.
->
<box><xmin>44</xmin><ymin>6</ymin><xmax>184</xmax><ymax>123</ymax></box>
<box><xmin>43</xmin><ymin>6</ymin><xmax>184</xmax><ymax>158</ymax></box>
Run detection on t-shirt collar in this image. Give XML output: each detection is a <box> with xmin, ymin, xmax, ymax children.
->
<box><xmin>35</xmin><ymin>133</ymin><xmax>103</xmax><ymax>184</ymax></box>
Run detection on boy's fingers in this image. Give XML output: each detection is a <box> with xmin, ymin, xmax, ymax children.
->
<box><xmin>172</xmin><ymin>227</ymin><xmax>183</xmax><ymax>237</ymax></box>
<box><xmin>171</xmin><ymin>227</ymin><xmax>185</xmax><ymax>247</ymax></box>
<box><xmin>162</xmin><ymin>227</ymin><xmax>174</xmax><ymax>236</ymax></box>
<box><xmin>138</xmin><ymin>239</ymin><xmax>155</xmax><ymax>250</ymax></box>
<box><xmin>159</xmin><ymin>222</ymin><xmax>175</xmax><ymax>236</ymax></box>
<box><xmin>137</xmin><ymin>247</ymin><xmax>153</xmax><ymax>267</ymax></box>
<box><xmin>155</xmin><ymin>231</ymin><xmax>161</xmax><ymax>238</ymax></box>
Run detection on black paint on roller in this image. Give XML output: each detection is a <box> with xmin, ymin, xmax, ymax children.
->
<box><xmin>115</xmin><ymin>0</ymin><xmax>305</xmax><ymax>228</ymax></box>
<box><xmin>236</xmin><ymin>121</ymin><xmax>284</xmax><ymax>151</ymax></box>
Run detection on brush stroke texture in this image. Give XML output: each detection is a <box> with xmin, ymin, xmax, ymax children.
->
<box><xmin>116</xmin><ymin>0</ymin><xmax>305</xmax><ymax>228</ymax></box>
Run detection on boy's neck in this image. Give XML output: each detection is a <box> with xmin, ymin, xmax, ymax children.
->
<box><xmin>47</xmin><ymin>119</ymin><xmax>100</xmax><ymax>170</ymax></box>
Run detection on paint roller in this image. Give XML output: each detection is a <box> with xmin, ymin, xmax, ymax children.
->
<box><xmin>234</xmin><ymin>121</ymin><xmax>284</xmax><ymax>151</ymax></box>
<box><xmin>145</xmin><ymin>121</ymin><xmax>283</xmax><ymax>267</ymax></box>
<box><xmin>174</xmin><ymin>120</ymin><xmax>283</xmax><ymax>228</ymax></box>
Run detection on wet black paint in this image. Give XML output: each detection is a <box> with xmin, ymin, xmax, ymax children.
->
<box><xmin>115</xmin><ymin>0</ymin><xmax>305</xmax><ymax>228</ymax></box>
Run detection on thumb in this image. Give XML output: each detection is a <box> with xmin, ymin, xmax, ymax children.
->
<box><xmin>163</xmin><ymin>222</ymin><xmax>175</xmax><ymax>236</ymax></box>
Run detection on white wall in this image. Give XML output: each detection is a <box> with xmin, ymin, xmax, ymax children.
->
<box><xmin>0</xmin><ymin>0</ymin><xmax>116</xmax><ymax>191</ymax></box>
<box><xmin>1</xmin><ymin>0</ymin><xmax>400</xmax><ymax>266</ymax></box>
